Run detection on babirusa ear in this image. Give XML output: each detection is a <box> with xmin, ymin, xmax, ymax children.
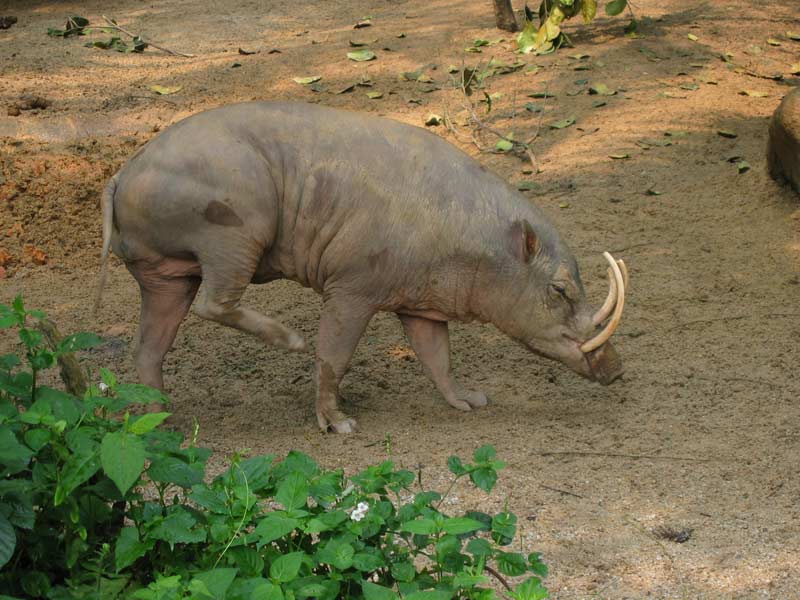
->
<box><xmin>509</xmin><ymin>219</ymin><xmax>541</xmax><ymax>263</ymax></box>
<box><xmin>522</xmin><ymin>220</ymin><xmax>541</xmax><ymax>262</ymax></box>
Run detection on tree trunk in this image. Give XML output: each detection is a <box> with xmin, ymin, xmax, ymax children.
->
<box><xmin>492</xmin><ymin>0</ymin><xmax>518</xmax><ymax>32</ymax></box>
<box><xmin>37</xmin><ymin>318</ymin><xmax>88</xmax><ymax>397</ymax></box>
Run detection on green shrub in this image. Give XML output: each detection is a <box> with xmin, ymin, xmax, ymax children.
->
<box><xmin>0</xmin><ymin>297</ymin><xmax>548</xmax><ymax>600</ymax></box>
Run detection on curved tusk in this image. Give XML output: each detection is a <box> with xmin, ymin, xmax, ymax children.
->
<box><xmin>581</xmin><ymin>252</ymin><xmax>626</xmax><ymax>353</ymax></box>
<box><xmin>592</xmin><ymin>268</ymin><xmax>617</xmax><ymax>326</ymax></box>
<box><xmin>590</xmin><ymin>259</ymin><xmax>629</xmax><ymax>326</ymax></box>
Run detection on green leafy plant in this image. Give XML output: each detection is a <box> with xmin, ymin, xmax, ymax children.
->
<box><xmin>0</xmin><ymin>298</ymin><xmax>549</xmax><ymax>599</ymax></box>
<box><xmin>46</xmin><ymin>15</ymin><xmax>150</xmax><ymax>54</ymax></box>
<box><xmin>517</xmin><ymin>0</ymin><xmax>632</xmax><ymax>55</ymax></box>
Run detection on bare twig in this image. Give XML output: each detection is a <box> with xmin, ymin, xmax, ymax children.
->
<box><xmin>484</xmin><ymin>565</ymin><xmax>512</xmax><ymax>592</ymax></box>
<box><xmin>100</xmin><ymin>15</ymin><xmax>194</xmax><ymax>58</ymax></box>
<box><xmin>540</xmin><ymin>484</ymin><xmax>585</xmax><ymax>499</ymax></box>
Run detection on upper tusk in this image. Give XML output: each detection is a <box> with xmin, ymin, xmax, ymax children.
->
<box><xmin>591</xmin><ymin>259</ymin><xmax>629</xmax><ymax>326</ymax></box>
<box><xmin>592</xmin><ymin>268</ymin><xmax>617</xmax><ymax>326</ymax></box>
<box><xmin>581</xmin><ymin>252</ymin><xmax>626</xmax><ymax>353</ymax></box>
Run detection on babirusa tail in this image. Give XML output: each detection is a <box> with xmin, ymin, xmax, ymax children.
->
<box><xmin>93</xmin><ymin>176</ymin><xmax>117</xmax><ymax>315</ymax></box>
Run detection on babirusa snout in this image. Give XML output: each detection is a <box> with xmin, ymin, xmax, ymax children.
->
<box><xmin>581</xmin><ymin>252</ymin><xmax>627</xmax><ymax>353</ymax></box>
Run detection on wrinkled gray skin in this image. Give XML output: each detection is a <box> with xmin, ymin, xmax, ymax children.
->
<box><xmin>768</xmin><ymin>87</ymin><xmax>800</xmax><ymax>194</ymax></box>
<box><xmin>99</xmin><ymin>102</ymin><xmax>623</xmax><ymax>433</ymax></box>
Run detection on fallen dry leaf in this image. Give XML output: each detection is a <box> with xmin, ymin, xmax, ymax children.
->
<box><xmin>24</xmin><ymin>245</ymin><xmax>48</xmax><ymax>265</ymax></box>
<box><xmin>0</xmin><ymin>248</ymin><xmax>13</xmax><ymax>266</ymax></box>
<box><xmin>387</xmin><ymin>345</ymin><xmax>416</xmax><ymax>360</ymax></box>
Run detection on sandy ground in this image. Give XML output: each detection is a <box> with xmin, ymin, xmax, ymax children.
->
<box><xmin>1</xmin><ymin>0</ymin><xmax>799</xmax><ymax>597</ymax></box>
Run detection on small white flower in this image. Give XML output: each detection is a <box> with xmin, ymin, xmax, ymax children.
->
<box><xmin>98</xmin><ymin>382</ymin><xmax>109</xmax><ymax>393</ymax></box>
<box><xmin>350</xmin><ymin>501</ymin><xmax>369</xmax><ymax>522</ymax></box>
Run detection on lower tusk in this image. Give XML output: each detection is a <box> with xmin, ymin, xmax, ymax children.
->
<box><xmin>581</xmin><ymin>252</ymin><xmax>626</xmax><ymax>353</ymax></box>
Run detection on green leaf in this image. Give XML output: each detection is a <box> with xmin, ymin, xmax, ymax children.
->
<box><xmin>0</xmin><ymin>306</ymin><xmax>22</xmax><ymax>329</ymax></box>
<box><xmin>148</xmin><ymin>507</ymin><xmax>207</xmax><ymax>547</ymax></box>
<box><xmin>366</xmin><ymin>91</ymin><xmax>383</xmax><ymax>99</ymax></box>
<box><xmin>57</xmin><ymin>332</ymin><xmax>103</xmax><ymax>353</ymax></box>
<box><xmin>101</xmin><ymin>431</ymin><xmax>145</xmax><ymax>496</ymax></box>
<box><xmin>55</xmin><ymin>444</ymin><xmax>101</xmax><ymax>505</ymax></box>
<box><xmin>473</xmin><ymin>445</ymin><xmax>496</xmax><ymax>462</ymax></box>
<box><xmin>492</xmin><ymin>511</ymin><xmax>517</xmax><ymax>544</ymax></box>
<box><xmin>788</xmin><ymin>31</ymin><xmax>800</xmax><ymax>41</ymax></box>
<box><xmin>237</xmin><ymin>454</ymin><xmax>275</xmax><ymax>490</ymax></box>
<box><xmin>466</xmin><ymin>537</ymin><xmax>493</xmax><ymax>557</ymax></box>
<box><xmin>736</xmin><ymin>160</ymin><xmax>751</xmax><ymax>174</ymax></box>
<box><xmin>400</xmin><ymin>517</ymin><xmax>438</xmax><ymax>535</ymax></box>
<box><xmin>687</xmin><ymin>33</ymin><xmax>698</xmax><ymax>41</ymax></box>
<box><xmin>115</xmin><ymin>384</ymin><xmax>168</xmax><ymax>406</ymax></box>
<box><xmin>528</xmin><ymin>552</ymin><xmax>549</xmax><ymax>577</ymax></box>
<box><xmin>99</xmin><ymin>367</ymin><xmax>117</xmax><ymax>389</ymax></box>
<box><xmin>0</xmin><ymin>513</ymin><xmax>15</xmax><ymax>569</ymax></box>
<box><xmin>23</xmin><ymin>428</ymin><xmax>50</xmax><ymax>451</ymax></box>
<box><xmin>549</xmin><ymin>117</ymin><xmax>576</xmax><ymax>129</ymax></box>
<box><xmin>446</xmin><ymin>455</ymin><xmax>467</xmax><ymax>475</ymax></box>
<box><xmin>189</xmin><ymin>484</ymin><xmax>229</xmax><ymax>513</ymax></box>
<box><xmin>510</xmin><ymin>577</ymin><xmax>549</xmax><ymax>600</ymax></box>
<box><xmin>316</xmin><ymin>538</ymin><xmax>355</xmax><ymax>569</ymax></box>
<box><xmin>605</xmin><ymin>0</ymin><xmax>627</xmax><ymax>16</ymax></box>
<box><xmin>347</xmin><ymin>49</ymin><xmax>376</xmax><ymax>61</ymax></box>
<box><xmin>254</xmin><ymin>513</ymin><xmax>299</xmax><ymax>546</ymax></box>
<box><xmin>497</xmin><ymin>551</ymin><xmax>528</xmax><ymax>576</ymax></box>
<box><xmin>150</xmin><ymin>85</ymin><xmax>182</xmax><ymax>95</ymax></box>
<box><xmin>192</xmin><ymin>568</ymin><xmax>239</xmax><ymax>600</ymax></box>
<box><xmin>453</xmin><ymin>572</ymin><xmax>489</xmax><ymax>587</ymax></box>
<box><xmin>19</xmin><ymin>329</ymin><xmax>43</xmax><ymax>350</ymax></box>
<box><xmin>405</xmin><ymin>592</ymin><xmax>452</xmax><ymax>600</ymax></box>
<box><xmin>0</xmin><ymin>353</ymin><xmax>20</xmax><ymax>370</ymax></box>
<box><xmin>362</xmin><ymin>581</ymin><xmax>399</xmax><ymax>600</ymax></box>
<box><xmin>588</xmin><ymin>83</ymin><xmax>616</xmax><ymax>96</ymax></box>
<box><xmin>293</xmin><ymin>76</ymin><xmax>321</xmax><ymax>85</ymax></box>
<box><xmin>251</xmin><ymin>581</ymin><xmax>285</xmax><ymax>600</ymax></box>
<box><xmin>276</xmin><ymin>471</ymin><xmax>308</xmax><ymax>510</ymax></box>
<box><xmin>148</xmin><ymin>456</ymin><xmax>204</xmax><ymax>488</ymax></box>
<box><xmin>516</xmin><ymin>19</ymin><xmax>538</xmax><ymax>54</ymax></box>
<box><xmin>270</xmin><ymin>551</ymin><xmax>304</xmax><ymax>583</ymax></box>
<box><xmin>129</xmin><ymin>412</ymin><xmax>171</xmax><ymax>434</ymax></box>
<box><xmin>391</xmin><ymin>561</ymin><xmax>416</xmax><ymax>582</ymax></box>
<box><xmin>469</xmin><ymin>466</ymin><xmax>498</xmax><ymax>493</ymax></box>
<box><xmin>581</xmin><ymin>0</ymin><xmax>598</xmax><ymax>23</ymax></box>
<box><xmin>495</xmin><ymin>139</ymin><xmax>514</xmax><ymax>153</ymax></box>
<box><xmin>296</xmin><ymin>580</ymin><xmax>338</xmax><ymax>600</ymax></box>
<box><xmin>527</xmin><ymin>91</ymin><xmax>555</xmax><ymax>99</ymax></box>
<box><xmin>32</xmin><ymin>387</ymin><xmax>81</xmax><ymax>424</ymax></box>
<box><xmin>115</xmin><ymin>527</ymin><xmax>149</xmax><ymax>572</ymax></box>
<box><xmin>353</xmin><ymin>552</ymin><xmax>385</xmax><ymax>572</ymax></box>
<box><xmin>0</xmin><ymin>428</ymin><xmax>34</xmax><ymax>475</ymax></box>
<box><xmin>441</xmin><ymin>517</ymin><xmax>485</xmax><ymax>535</ymax></box>
<box><xmin>229</xmin><ymin>546</ymin><xmax>264</xmax><ymax>576</ymax></box>
<box><xmin>517</xmin><ymin>181</ymin><xmax>541</xmax><ymax>192</ymax></box>
<box><xmin>304</xmin><ymin>509</ymin><xmax>348</xmax><ymax>533</ymax></box>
